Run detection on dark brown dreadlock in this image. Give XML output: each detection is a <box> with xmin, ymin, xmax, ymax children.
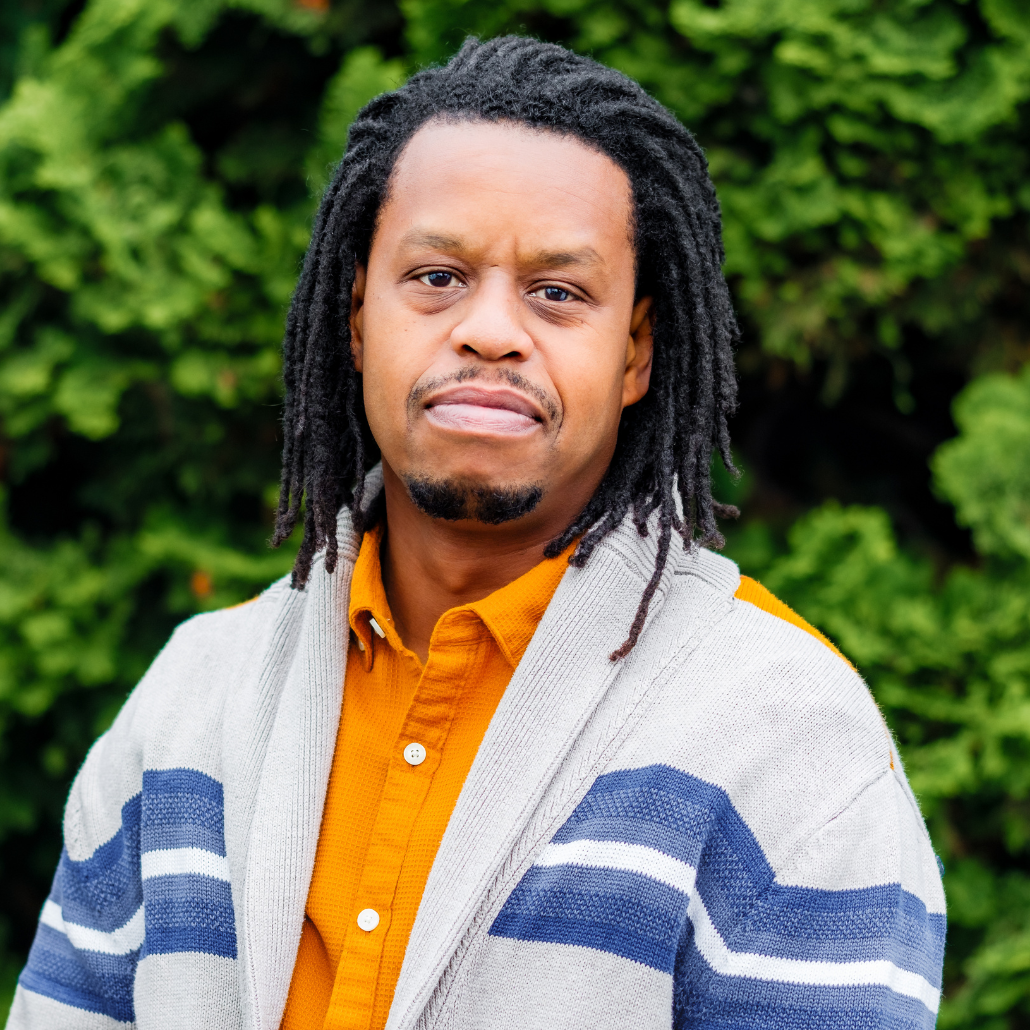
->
<box><xmin>273</xmin><ymin>35</ymin><xmax>740</xmax><ymax>660</ymax></box>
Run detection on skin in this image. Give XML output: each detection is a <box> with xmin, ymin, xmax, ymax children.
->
<box><xmin>350</xmin><ymin>119</ymin><xmax>653</xmax><ymax>662</ymax></box>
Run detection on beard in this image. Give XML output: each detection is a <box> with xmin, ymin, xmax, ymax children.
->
<box><xmin>403</xmin><ymin>475</ymin><xmax>543</xmax><ymax>525</ymax></box>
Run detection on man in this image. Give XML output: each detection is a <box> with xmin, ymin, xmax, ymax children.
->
<box><xmin>10</xmin><ymin>36</ymin><xmax>944</xmax><ymax>1030</ymax></box>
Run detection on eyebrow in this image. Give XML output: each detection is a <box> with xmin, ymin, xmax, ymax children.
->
<box><xmin>399</xmin><ymin>230</ymin><xmax>603</xmax><ymax>269</ymax></box>
<box><xmin>399</xmin><ymin>230</ymin><xmax>465</xmax><ymax>251</ymax></box>
<box><xmin>530</xmin><ymin>247</ymin><xmax>603</xmax><ymax>269</ymax></box>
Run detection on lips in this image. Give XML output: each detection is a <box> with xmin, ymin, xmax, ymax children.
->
<box><xmin>423</xmin><ymin>386</ymin><xmax>543</xmax><ymax>435</ymax></box>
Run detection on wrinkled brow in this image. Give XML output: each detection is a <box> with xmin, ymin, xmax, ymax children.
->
<box><xmin>398</xmin><ymin>230</ymin><xmax>603</xmax><ymax>269</ymax></box>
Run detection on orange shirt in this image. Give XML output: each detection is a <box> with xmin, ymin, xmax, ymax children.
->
<box><xmin>280</xmin><ymin>526</ymin><xmax>573</xmax><ymax>1030</ymax></box>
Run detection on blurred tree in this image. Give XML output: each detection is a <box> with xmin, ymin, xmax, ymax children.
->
<box><xmin>0</xmin><ymin>0</ymin><xmax>1028</xmax><ymax>1024</ymax></box>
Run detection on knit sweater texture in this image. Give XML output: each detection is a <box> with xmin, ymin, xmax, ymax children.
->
<box><xmin>7</xmin><ymin>477</ymin><xmax>946</xmax><ymax>1030</ymax></box>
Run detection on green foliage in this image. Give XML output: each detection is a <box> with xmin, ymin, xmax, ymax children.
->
<box><xmin>0</xmin><ymin>0</ymin><xmax>1027</xmax><ymax>1024</ymax></box>
<box><xmin>933</xmin><ymin>365</ymin><xmax>1030</xmax><ymax>562</ymax></box>
<box><xmin>0</xmin><ymin>0</ymin><xmax>316</xmax><ymax>780</ymax></box>
<box><xmin>307</xmin><ymin>46</ymin><xmax>407</xmax><ymax>191</ymax></box>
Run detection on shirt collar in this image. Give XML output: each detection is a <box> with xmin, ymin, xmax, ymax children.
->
<box><xmin>348</xmin><ymin>524</ymin><xmax>406</xmax><ymax>672</ymax></box>
<box><xmin>347</xmin><ymin>524</ymin><xmax>575</xmax><ymax>672</ymax></box>
<box><xmin>464</xmin><ymin>541</ymin><xmax>574</xmax><ymax>668</ymax></box>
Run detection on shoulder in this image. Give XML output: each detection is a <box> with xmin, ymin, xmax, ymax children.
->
<box><xmin>106</xmin><ymin>574</ymin><xmax>297</xmax><ymax>739</ymax></box>
<box><xmin>609</xmin><ymin>553</ymin><xmax>943</xmax><ymax>914</ymax></box>
<box><xmin>732</xmin><ymin>573</ymin><xmax>852</xmax><ymax>667</ymax></box>
<box><xmin>145</xmin><ymin>572</ymin><xmax>297</xmax><ymax>691</ymax></box>
<box><xmin>710</xmin><ymin>565</ymin><xmax>888</xmax><ymax>769</ymax></box>
<box><xmin>628</xmin><ymin>549</ymin><xmax>899</xmax><ymax>857</ymax></box>
<box><xmin>62</xmin><ymin>573</ymin><xmax>303</xmax><ymax>856</ymax></box>
<box><xmin>663</xmin><ymin>548</ymin><xmax>873</xmax><ymax>725</ymax></box>
<box><xmin>665</xmin><ymin>547</ymin><xmax>855</xmax><ymax>678</ymax></box>
<box><xmin>163</xmin><ymin>572</ymin><xmax>296</xmax><ymax>661</ymax></box>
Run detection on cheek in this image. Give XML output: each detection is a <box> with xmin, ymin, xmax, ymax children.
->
<box><xmin>359</xmin><ymin>322</ymin><xmax>413</xmax><ymax>448</ymax></box>
<box><xmin>361</xmin><ymin>363</ymin><xmax>392</xmax><ymax>436</ymax></box>
<box><xmin>550</xmin><ymin>340</ymin><xmax>628</xmax><ymax>442</ymax></box>
<box><xmin>360</xmin><ymin>294</ymin><xmax>422</xmax><ymax>406</ymax></box>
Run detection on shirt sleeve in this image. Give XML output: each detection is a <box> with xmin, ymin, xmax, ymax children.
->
<box><xmin>672</xmin><ymin>767</ymin><xmax>946</xmax><ymax>1030</ymax></box>
<box><xmin>7</xmin><ymin>732</ymin><xmax>142</xmax><ymax>1029</ymax></box>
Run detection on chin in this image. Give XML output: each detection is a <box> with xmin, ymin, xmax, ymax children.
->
<box><xmin>401</xmin><ymin>471</ymin><xmax>545</xmax><ymax>525</ymax></box>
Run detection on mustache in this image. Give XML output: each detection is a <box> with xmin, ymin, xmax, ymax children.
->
<box><xmin>407</xmin><ymin>366</ymin><xmax>562</xmax><ymax>426</ymax></box>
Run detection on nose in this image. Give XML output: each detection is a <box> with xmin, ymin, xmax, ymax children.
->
<box><xmin>448</xmin><ymin>271</ymin><xmax>534</xmax><ymax>363</ymax></box>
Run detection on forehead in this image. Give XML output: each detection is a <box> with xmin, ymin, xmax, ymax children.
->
<box><xmin>376</xmin><ymin>119</ymin><xmax>635</xmax><ymax>260</ymax></box>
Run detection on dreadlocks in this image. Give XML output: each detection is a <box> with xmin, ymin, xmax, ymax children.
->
<box><xmin>273</xmin><ymin>35</ymin><xmax>740</xmax><ymax>660</ymax></box>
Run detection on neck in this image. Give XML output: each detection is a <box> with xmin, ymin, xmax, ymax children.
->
<box><xmin>377</xmin><ymin>462</ymin><xmax>580</xmax><ymax>663</ymax></box>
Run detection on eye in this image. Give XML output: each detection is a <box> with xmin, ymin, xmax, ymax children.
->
<box><xmin>530</xmin><ymin>285</ymin><xmax>575</xmax><ymax>302</ymax></box>
<box><xmin>418</xmin><ymin>271</ymin><xmax>463</xmax><ymax>288</ymax></box>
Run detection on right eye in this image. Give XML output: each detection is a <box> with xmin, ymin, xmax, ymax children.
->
<box><xmin>418</xmin><ymin>271</ymin><xmax>463</xmax><ymax>288</ymax></box>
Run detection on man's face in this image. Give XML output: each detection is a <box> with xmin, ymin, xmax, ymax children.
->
<box><xmin>351</xmin><ymin>119</ymin><xmax>652</xmax><ymax>530</ymax></box>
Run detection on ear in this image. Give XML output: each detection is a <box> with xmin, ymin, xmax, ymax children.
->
<box><xmin>350</xmin><ymin>264</ymin><xmax>367</xmax><ymax>373</ymax></box>
<box><xmin>621</xmin><ymin>296</ymin><xmax>654</xmax><ymax>409</ymax></box>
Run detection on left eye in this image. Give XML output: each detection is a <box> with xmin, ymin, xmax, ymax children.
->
<box><xmin>536</xmin><ymin>286</ymin><xmax>572</xmax><ymax>302</ymax></box>
<box><xmin>419</xmin><ymin>271</ymin><xmax>463</xmax><ymax>288</ymax></box>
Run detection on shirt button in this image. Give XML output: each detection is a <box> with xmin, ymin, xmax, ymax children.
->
<box><xmin>357</xmin><ymin>908</ymin><xmax>380</xmax><ymax>932</ymax></box>
<box><xmin>403</xmin><ymin>742</ymin><xmax>427</xmax><ymax>766</ymax></box>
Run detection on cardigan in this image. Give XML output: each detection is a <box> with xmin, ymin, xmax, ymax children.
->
<box><xmin>7</xmin><ymin>484</ymin><xmax>946</xmax><ymax>1030</ymax></box>
<box><xmin>281</xmin><ymin>526</ymin><xmax>572</xmax><ymax>1028</ymax></box>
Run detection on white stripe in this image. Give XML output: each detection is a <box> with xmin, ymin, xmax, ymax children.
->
<box><xmin>534</xmin><ymin>839</ymin><xmax>940</xmax><ymax>1014</ymax></box>
<box><xmin>39</xmin><ymin>899</ymin><xmax>144</xmax><ymax>956</ymax></box>
<box><xmin>140</xmin><ymin>847</ymin><xmax>230</xmax><ymax>881</ymax></box>
<box><xmin>687</xmin><ymin>887</ymin><xmax>941</xmax><ymax>1012</ymax></box>
<box><xmin>538</xmin><ymin>839</ymin><xmax>698</xmax><ymax>895</ymax></box>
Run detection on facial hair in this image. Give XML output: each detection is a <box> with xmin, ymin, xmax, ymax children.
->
<box><xmin>403</xmin><ymin>475</ymin><xmax>544</xmax><ymax>525</ymax></box>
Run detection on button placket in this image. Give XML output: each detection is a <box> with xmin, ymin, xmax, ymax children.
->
<box><xmin>324</xmin><ymin>625</ymin><xmax>480</xmax><ymax>1030</ymax></box>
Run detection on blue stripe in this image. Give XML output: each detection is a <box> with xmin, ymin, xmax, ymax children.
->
<box><xmin>20</xmin><ymin>765</ymin><xmax>237</xmax><ymax>1020</ymax></box>
<box><xmin>550</xmin><ymin>766</ymin><xmax>942</xmax><ymax>972</ymax></box>
<box><xmin>18</xmin><ymin>924</ymin><xmax>136</xmax><ymax>1023</ymax></box>
<box><xmin>492</xmin><ymin>764</ymin><xmax>945</xmax><ymax>999</ymax></box>
<box><xmin>674</xmin><ymin>945</ymin><xmax>935</xmax><ymax>1030</ymax></box>
<box><xmin>51</xmin><ymin>795</ymin><xmax>142</xmax><ymax>933</ymax></box>
<box><xmin>553</xmin><ymin>765</ymin><xmax>773</xmax><ymax>942</ymax></box>
<box><xmin>142</xmin><ymin>874</ymin><xmax>237</xmax><ymax>959</ymax></box>
<box><xmin>493</xmin><ymin>862</ymin><xmax>945</xmax><ymax>986</ymax></box>
<box><xmin>744</xmin><ymin>883</ymin><xmax>944</xmax><ymax>983</ymax></box>
<box><xmin>554</xmin><ymin>765</ymin><xmax>766</xmax><ymax>869</ymax></box>
<box><xmin>141</xmin><ymin>768</ymin><xmax>226</xmax><ymax>856</ymax></box>
<box><xmin>492</xmin><ymin>865</ymin><xmax>687</xmax><ymax>973</ymax></box>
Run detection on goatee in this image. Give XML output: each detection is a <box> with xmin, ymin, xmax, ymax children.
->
<box><xmin>403</xmin><ymin>476</ymin><xmax>543</xmax><ymax>525</ymax></box>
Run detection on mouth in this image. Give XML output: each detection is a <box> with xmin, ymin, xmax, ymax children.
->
<box><xmin>423</xmin><ymin>385</ymin><xmax>544</xmax><ymax>436</ymax></box>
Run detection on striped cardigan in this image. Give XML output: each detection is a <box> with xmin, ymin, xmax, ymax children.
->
<box><xmin>8</xmin><ymin>499</ymin><xmax>945</xmax><ymax>1029</ymax></box>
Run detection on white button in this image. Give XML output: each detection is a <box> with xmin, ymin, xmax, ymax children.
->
<box><xmin>357</xmin><ymin>908</ymin><xmax>380</xmax><ymax>932</ymax></box>
<box><xmin>403</xmin><ymin>742</ymin><xmax>427</xmax><ymax>766</ymax></box>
